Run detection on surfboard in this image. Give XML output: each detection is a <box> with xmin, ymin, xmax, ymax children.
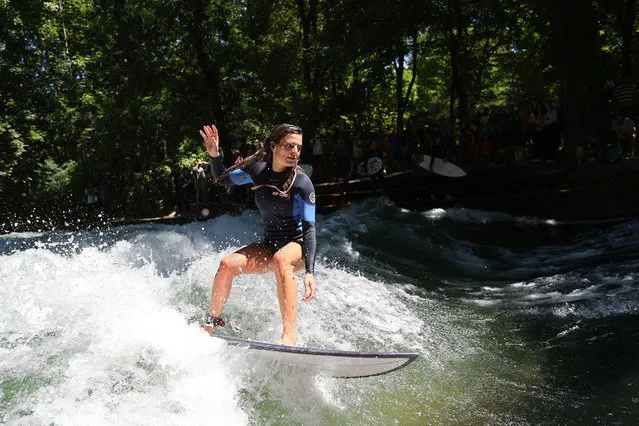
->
<box><xmin>417</xmin><ymin>154</ymin><xmax>466</xmax><ymax>177</ymax></box>
<box><xmin>299</xmin><ymin>164</ymin><xmax>313</xmax><ymax>177</ymax></box>
<box><xmin>217</xmin><ymin>336</ymin><xmax>419</xmax><ymax>378</ymax></box>
<box><xmin>357</xmin><ymin>156</ymin><xmax>384</xmax><ymax>177</ymax></box>
<box><xmin>366</xmin><ymin>156</ymin><xmax>383</xmax><ymax>175</ymax></box>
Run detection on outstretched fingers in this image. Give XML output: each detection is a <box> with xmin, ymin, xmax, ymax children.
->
<box><xmin>199</xmin><ymin>125</ymin><xmax>218</xmax><ymax>141</ymax></box>
<box><xmin>205</xmin><ymin>125</ymin><xmax>217</xmax><ymax>138</ymax></box>
<box><xmin>200</xmin><ymin>125</ymin><xmax>220</xmax><ymax>157</ymax></box>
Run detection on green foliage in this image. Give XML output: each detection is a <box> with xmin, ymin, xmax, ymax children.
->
<box><xmin>0</xmin><ymin>0</ymin><xmax>633</xmax><ymax>223</ymax></box>
<box><xmin>0</xmin><ymin>122</ymin><xmax>25</xmax><ymax>177</ymax></box>
<box><xmin>38</xmin><ymin>158</ymin><xmax>77</xmax><ymax>195</ymax></box>
<box><xmin>125</xmin><ymin>166</ymin><xmax>172</xmax><ymax>218</ymax></box>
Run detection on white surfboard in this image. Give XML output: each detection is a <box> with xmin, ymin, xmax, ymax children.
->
<box><xmin>417</xmin><ymin>154</ymin><xmax>466</xmax><ymax>177</ymax></box>
<box><xmin>299</xmin><ymin>164</ymin><xmax>313</xmax><ymax>177</ymax></box>
<box><xmin>217</xmin><ymin>336</ymin><xmax>418</xmax><ymax>378</ymax></box>
<box><xmin>357</xmin><ymin>156</ymin><xmax>384</xmax><ymax>177</ymax></box>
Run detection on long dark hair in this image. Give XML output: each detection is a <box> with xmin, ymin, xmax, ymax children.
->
<box><xmin>216</xmin><ymin>123</ymin><xmax>303</xmax><ymax>192</ymax></box>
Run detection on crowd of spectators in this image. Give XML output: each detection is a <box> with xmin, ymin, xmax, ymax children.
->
<box><xmin>298</xmin><ymin>85</ymin><xmax>637</xmax><ymax>183</ymax></box>
<box><xmin>296</xmin><ymin>100</ymin><xmax>567</xmax><ymax>184</ymax></box>
<box><xmin>170</xmin><ymin>75</ymin><xmax>638</xmax><ymax>213</ymax></box>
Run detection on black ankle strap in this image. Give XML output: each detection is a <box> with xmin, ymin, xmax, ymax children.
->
<box><xmin>204</xmin><ymin>314</ymin><xmax>226</xmax><ymax>327</ymax></box>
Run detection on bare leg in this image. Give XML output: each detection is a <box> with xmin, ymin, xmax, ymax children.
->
<box><xmin>204</xmin><ymin>244</ymin><xmax>272</xmax><ymax>334</ymax></box>
<box><xmin>271</xmin><ymin>242</ymin><xmax>304</xmax><ymax>345</ymax></box>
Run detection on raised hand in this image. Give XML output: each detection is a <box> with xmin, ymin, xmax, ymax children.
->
<box><xmin>200</xmin><ymin>125</ymin><xmax>220</xmax><ymax>158</ymax></box>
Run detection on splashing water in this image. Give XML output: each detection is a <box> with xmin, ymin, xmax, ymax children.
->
<box><xmin>1</xmin><ymin>199</ymin><xmax>638</xmax><ymax>424</ymax></box>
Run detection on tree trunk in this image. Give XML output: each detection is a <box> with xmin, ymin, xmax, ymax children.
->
<box><xmin>619</xmin><ymin>0</ymin><xmax>636</xmax><ymax>75</ymax></box>
<box><xmin>353</xmin><ymin>58</ymin><xmax>362</xmax><ymax>133</ymax></box>
<box><xmin>297</xmin><ymin>0</ymin><xmax>319</xmax><ymax>131</ymax></box>
<box><xmin>449</xmin><ymin>28</ymin><xmax>460</xmax><ymax>122</ymax></box>
<box><xmin>456</xmin><ymin>24</ymin><xmax>469</xmax><ymax>131</ymax></box>
<box><xmin>395</xmin><ymin>55</ymin><xmax>405</xmax><ymax>132</ymax></box>
<box><xmin>297</xmin><ymin>0</ymin><xmax>318</xmax><ymax>89</ymax></box>
<box><xmin>544</xmin><ymin>0</ymin><xmax>605</xmax><ymax>161</ymax></box>
<box><xmin>396</xmin><ymin>33</ymin><xmax>419</xmax><ymax>133</ymax></box>
<box><xmin>187</xmin><ymin>0</ymin><xmax>229</xmax><ymax>163</ymax></box>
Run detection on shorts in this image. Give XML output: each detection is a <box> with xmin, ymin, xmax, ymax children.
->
<box><xmin>261</xmin><ymin>237</ymin><xmax>304</xmax><ymax>255</ymax></box>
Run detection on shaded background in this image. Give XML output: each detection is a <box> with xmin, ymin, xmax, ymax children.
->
<box><xmin>1</xmin><ymin>0</ymin><xmax>637</xmax><ymax>220</ymax></box>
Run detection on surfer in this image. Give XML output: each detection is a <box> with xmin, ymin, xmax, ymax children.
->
<box><xmin>199</xmin><ymin>123</ymin><xmax>317</xmax><ymax>346</ymax></box>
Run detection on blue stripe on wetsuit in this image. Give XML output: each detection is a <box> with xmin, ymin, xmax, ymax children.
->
<box><xmin>210</xmin><ymin>157</ymin><xmax>254</xmax><ymax>186</ymax></box>
<box><xmin>229</xmin><ymin>169</ymin><xmax>253</xmax><ymax>185</ymax></box>
<box><xmin>295</xmin><ymin>193</ymin><xmax>316</xmax><ymax>224</ymax></box>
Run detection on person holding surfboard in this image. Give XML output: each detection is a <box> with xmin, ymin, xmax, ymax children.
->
<box><xmin>199</xmin><ymin>123</ymin><xmax>317</xmax><ymax>346</ymax></box>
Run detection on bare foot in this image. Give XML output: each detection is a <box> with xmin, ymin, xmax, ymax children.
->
<box><xmin>202</xmin><ymin>324</ymin><xmax>215</xmax><ymax>335</ymax></box>
<box><xmin>276</xmin><ymin>335</ymin><xmax>296</xmax><ymax>346</ymax></box>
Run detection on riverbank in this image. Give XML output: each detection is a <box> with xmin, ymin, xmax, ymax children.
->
<box><xmin>126</xmin><ymin>157</ymin><xmax>639</xmax><ymax>225</ymax></box>
<box><xmin>2</xmin><ymin>158</ymin><xmax>638</xmax><ymax>235</ymax></box>
<box><xmin>313</xmin><ymin>157</ymin><xmax>639</xmax><ymax>221</ymax></box>
<box><xmin>460</xmin><ymin>157</ymin><xmax>639</xmax><ymax>220</ymax></box>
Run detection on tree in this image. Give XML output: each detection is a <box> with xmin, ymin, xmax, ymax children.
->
<box><xmin>544</xmin><ymin>0</ymin><xmax>608</xmax><ymax>157</ymax></box>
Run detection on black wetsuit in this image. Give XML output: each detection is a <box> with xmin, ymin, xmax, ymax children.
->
<box><xmin>210</xmin><ymin>157</ymin><xmax>317</xmax><ymax>274</ymax></box>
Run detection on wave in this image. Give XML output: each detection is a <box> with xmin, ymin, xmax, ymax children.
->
<box><xmin>1</xmin><ymin>203</ymin><xmax>638</xmax><ymax>424</ymax></box>
<box><xmin>0</xmin><ymin>216</ymin><xmax>442</xmax><ymax>424</ymax></box>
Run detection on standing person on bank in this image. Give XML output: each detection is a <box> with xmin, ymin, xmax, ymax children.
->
<box><xmin>199</xmin><ymin>123</ymin><xmax>317</xmax><ymax>346</ymax></box>
<box><xmin>612</xmin><ymin>113</ymin><xmax>636</xmax><ymax>158</ymax></box>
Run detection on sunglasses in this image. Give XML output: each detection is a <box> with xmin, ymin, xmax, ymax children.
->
<box><xmin>278</xmin><ymin>142</ymin><xmax>302</xmax><ymax>153</ymax></box>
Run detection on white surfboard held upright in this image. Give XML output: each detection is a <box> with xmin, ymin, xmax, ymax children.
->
<box><xmin>217</xmin><ymin>336</ymin><xmax>419</xmax><ymax>378</ymax></box>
